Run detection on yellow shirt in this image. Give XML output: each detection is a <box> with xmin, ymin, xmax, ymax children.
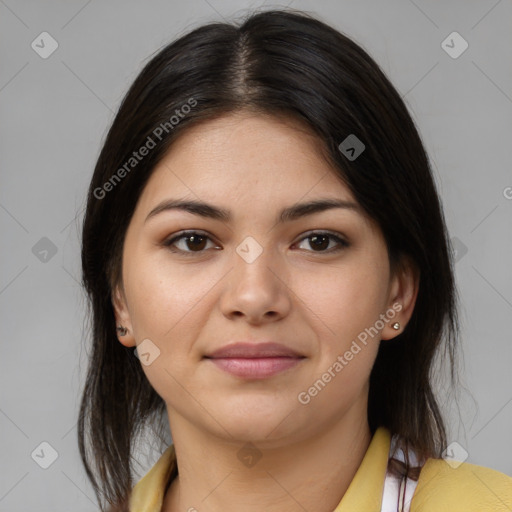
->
<box><xmin>129</xmin><ymin>427</ymin><xmax>512</xmax><ymax>511</ymax></box>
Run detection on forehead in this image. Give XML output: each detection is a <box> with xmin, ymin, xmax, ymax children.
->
<box><xmin>135</xmin><ymin>112</ymin><xmax>362</xmax><ymax>223</ymax></box>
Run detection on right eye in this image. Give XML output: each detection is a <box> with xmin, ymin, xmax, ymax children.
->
<box><xmin>162</xmin><ymin>230</ymin><xmax>220</xmax><ymax>256</ymax></box>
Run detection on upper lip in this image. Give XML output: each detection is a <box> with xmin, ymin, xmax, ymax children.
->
<box><xmin>205</xmin><ymin>342</ymin><xmax>304</xmax><ymax>359</ymax></box>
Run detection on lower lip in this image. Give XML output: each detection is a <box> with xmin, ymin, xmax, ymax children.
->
<box><xmin>206</xmin><ymin>357</ymin><xmax>303</xmax><ymax>379</ymax></box>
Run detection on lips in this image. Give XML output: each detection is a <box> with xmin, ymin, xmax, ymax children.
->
<box><xmin>204</xmin><ymin>342</ymin><xmax>305</xmax><ymax>379</ymax></box>
<box><xmin>205</xmin><ymin>342</ymin><xmax>304</xmax><ymax>359</ymax></box>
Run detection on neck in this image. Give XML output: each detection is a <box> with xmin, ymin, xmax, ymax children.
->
<box><xmin>162</xmin><ymin>409</ymin><xmax>372</xmax><ymax>512</ymax></box>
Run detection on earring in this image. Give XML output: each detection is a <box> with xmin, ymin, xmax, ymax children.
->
<box><xmin>392</xmin><ymin>322</ymin><xmax>401</xmax><ymax>331</ymax></box>
<box><xmin>116</xmin><ymin>325</ymin><xmax>128</xmax><ymax>336</ymax></box>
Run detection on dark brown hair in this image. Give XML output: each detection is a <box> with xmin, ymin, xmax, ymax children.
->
<box><xmin>78</xmin><ymin>7</ymin><xmax>460</xmax><ymax>511</ymax></box>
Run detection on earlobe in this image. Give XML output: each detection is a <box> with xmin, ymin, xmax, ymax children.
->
<box><xmin>381</xmin><ymin>256</ymin><xmax>419</xmax><ymax>341</ymax></box>
<box><xmin>111</xmin><ymin>285</ymin><xmax>136</xmax><ymax>347</ymax></box>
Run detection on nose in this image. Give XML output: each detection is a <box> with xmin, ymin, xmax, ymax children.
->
<box><xmin>219</xmin><ymin>241</ymin><xmax>292</xmax><ymax>325</ymax></box>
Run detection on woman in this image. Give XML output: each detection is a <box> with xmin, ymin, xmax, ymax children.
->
<box><xmin>78</xmin><ymin>8</ymin><xmax>512</xmax><ymax>512</ymax></box>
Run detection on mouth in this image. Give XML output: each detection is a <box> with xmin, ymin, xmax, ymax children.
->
<box><xmin>204</xmin><ymin>342</ymin><xmax>306</xmax><ymax>379</ymax></box>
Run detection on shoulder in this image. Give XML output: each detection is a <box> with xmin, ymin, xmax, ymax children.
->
<box><xmin>411</xmin><ymin>458</ymin><xmax>512</xmax><ymax>511</ymax></box>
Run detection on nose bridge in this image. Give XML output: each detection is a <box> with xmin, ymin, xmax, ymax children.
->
<box><xmin>233</xmin><ymin>234</ymin><xmax>277</xmax><ymax>285</ymax></box>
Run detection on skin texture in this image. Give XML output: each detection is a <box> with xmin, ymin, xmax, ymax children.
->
<box><xmin>112</xmin><ymin>112</ymin><xmax>419</xmax><ymax>512</ymax></box>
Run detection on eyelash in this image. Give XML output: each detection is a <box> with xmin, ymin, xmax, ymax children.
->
<box><xmin>162</xmin><ymin>230</ymin><xmax>350</xmax><ymax>257</ymax></box>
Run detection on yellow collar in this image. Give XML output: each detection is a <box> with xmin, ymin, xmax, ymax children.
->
<box><xmin>333</xmin><ymin>426</ymin><xmax>390</xmax><ymax>511</ymax></box>
<box><xmin>130</xmin><ymin>426</ymin><xmax>391</xmax><ymax>512</ymax></box>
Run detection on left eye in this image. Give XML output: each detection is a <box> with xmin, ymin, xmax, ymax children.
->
<box><xmin>294</xmin><ymin>232</ymin><xmax>349</xmax><ymax>253</ymax></box>
<box><xmin>162</xmin><ymin>230</ymin><xmax>349</xmax><ymax>255</ymax></box>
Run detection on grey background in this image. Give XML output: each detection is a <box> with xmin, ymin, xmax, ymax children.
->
<box><xmin>1</xmin><ymin>0</ymin><xmax>511</xmax><ymax>510</ymax></box>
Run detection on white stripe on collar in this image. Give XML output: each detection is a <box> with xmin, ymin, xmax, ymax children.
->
<box><xmin>381</xmin><ymin>434</ymin><xmax>423</xmax><ymax>512</ymax></box>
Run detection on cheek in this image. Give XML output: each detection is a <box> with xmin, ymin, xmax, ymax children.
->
<box><xmin>123</xmin><ymin>257</ymin><xmax>218</xmax><ymax>399</ymax></box>
<box><xmin>295</xmin><ymin>257</ymin><xmax>389</xmax><ymax>346</ymax></box>
<box><xmin>124</xmin><ymin>253</ymin><xmax>221</xmax><ymax>342</ymax></box>
<box><xmin>291</xmin><ymin>256</ymin><xmax>388</xmax><ymax>405</ymax></box>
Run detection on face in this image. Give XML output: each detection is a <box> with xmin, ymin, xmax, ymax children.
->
<box><xmin>112</xmin><ymin>111</ymin><xmax>417</xmax><ymax>446</ymax></box>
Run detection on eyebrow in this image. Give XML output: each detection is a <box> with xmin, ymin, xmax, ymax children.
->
<box><xmin>145</xmin><ymin>198</ymin><xmax>361</xmax><ymax>225</ymax></box>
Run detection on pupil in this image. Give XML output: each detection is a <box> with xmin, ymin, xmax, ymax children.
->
<box><xmin>188</xmin><ymin>235</ymin><xmax>206</xmax><ymax>251</ymax></box>
<box><xmin>311</xmin><ymin>235</ymin><xmax>328</xmax><ymax>251</ymax></box>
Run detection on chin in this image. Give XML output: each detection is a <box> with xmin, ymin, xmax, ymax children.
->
<box><xmin>214</xmin><ymin>401</ymin><xmax>301</xmax><ymax>444</ymax></box>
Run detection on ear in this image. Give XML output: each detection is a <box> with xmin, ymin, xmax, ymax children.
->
<box><xmin>381</xmin><ymin>255</ymin><xmax>419</xmax><ymax>341</ymax></box>
<box><xmin>112</xmin><ymin>283</ymin><xmax>136</xmax><ymax>347</ymax></box>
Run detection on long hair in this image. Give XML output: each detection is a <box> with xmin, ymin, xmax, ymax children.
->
<box><xmin>79</xmin><ymin>8</ymin><xmax>460</xmax><ymax>510</ymax></box>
